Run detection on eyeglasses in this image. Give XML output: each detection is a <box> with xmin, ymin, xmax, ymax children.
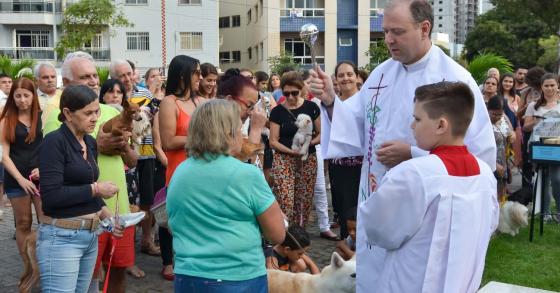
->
<box><xmin>236</xmin><ymin>98</ymin><xmax>255</xmax><ymax>111</ymax></box>
<box><xmin>283</xmin><ymin>90</ymin><xmax>300</xmax><ymax>97</ymax></box>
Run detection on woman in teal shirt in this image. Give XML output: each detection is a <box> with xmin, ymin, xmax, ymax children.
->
<box><xmin>167</xmin><ymin>99</ymin><xmax>285</xmax><ymax>292</ymax></box>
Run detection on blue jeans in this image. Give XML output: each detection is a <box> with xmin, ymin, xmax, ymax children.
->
<box><xmin>36</xmin><ymin>223</ymin><xmax>98</xmax><ymax>293</ymax></box>
<box><xmin>174</xmin><ymin>274</ymin><xmax>268</xmax><ymax>293</ymax></box>
<box><xmin>543</xmin><ymin>165</ymin><xmax>560</xmax><ymax>215</ymax></box>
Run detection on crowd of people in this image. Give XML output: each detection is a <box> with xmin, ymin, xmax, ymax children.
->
<box><xmin>0</xmin><ymin>0</ymin><xmax>558</xmax><ymax>292</ymax></box>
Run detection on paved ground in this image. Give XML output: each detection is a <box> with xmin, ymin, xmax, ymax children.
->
<box><xmin>0</xmin><ymin>194</ymin><xmax>339</xmax><ymax>292</ymax></box>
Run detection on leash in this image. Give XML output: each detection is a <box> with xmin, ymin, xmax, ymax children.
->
<box><xmin>103</xmin><ymin>191</ymin><xmax>120</xmax><ymax>293</ymax></box>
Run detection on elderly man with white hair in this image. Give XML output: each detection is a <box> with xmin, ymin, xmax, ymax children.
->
<box><xmin>41</xmin><ymin>51</ymin><xmax>138</xmax><ymax>293</ymax></box>
<box><xmin>34</xmin><ymin>62</ymin><xmax>60</xmax><ymax>111</ymax></box>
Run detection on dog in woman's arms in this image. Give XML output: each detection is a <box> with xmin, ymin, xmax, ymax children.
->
<box><xmin>291</xmin><ymin>114</ymin><xmax>313</xmax><ymax>161</ymax></box>
<box><xmin>102</xmin><ymin>98</ymin><xmax>148</xmax><ymax>138</ymax></box>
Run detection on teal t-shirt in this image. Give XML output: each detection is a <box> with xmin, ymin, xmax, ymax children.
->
<box><xmin>167</xmin><ymin>154</ymin><xmax>275</xmax><ymax>281</ymax></box>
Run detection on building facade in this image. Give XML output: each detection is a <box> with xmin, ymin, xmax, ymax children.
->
<box><xmin>219</xmin><ymin>0</ymin><xmax>385</xmax><ymax>75</ymax></box>
<box><xmin>0</xmin><ymin>0</ymin><xmax>219</xmax><ymax>71</ymax></box>
<box><xmin>430</xmin><ymin>0</ymin><xmax>478</xmax><ymax>56</ymax></box>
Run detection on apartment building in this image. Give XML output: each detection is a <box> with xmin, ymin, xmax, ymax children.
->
<box><xmin>219</xmin><ymin>0</ymin><xmax>385</xmax><ymax>74</ymax></box>
<box><xmin>0</xmin><ymin>0</ymin><xmax>219</xmax><ymax>70</ymax></box>
<box><xmin>430</xmin><ymin>0</ymin><xmax>478</xmax><ymax>56</ymax></box>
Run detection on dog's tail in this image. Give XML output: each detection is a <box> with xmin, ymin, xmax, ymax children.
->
<box><xmin>511</xmin><ymin>203</ymin><xmax>529</xmax><ymax>227</ymax></box>
<box><xmin>19</xmin><ymin>232</ymin><xmax>39</xmax><ymax>293</ymax></box>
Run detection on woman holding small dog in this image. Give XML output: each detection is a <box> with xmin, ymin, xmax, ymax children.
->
<box><xmin>167</xmin><ymin>99</ymin><xmax>285</xmax><ymax>292</ymax></box>
<box><xmin>0</xmin><ymin>77</ymin><xmax>43</xmax><ymax>259</ymax></box>
<box><xmin>269</xmin><ymin>71</ymin><xmax>320</xmax><ymax>228</ymax></box>
<box><xmin>38</xmin><ymin>85</ymin><xmax>123</xmax><ymax>292</ymax></box>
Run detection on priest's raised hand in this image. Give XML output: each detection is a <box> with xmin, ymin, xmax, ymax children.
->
<box><xmin>308</xmin><ymin>67</ymin><xmax>336</xmax><ymax>107</ymax></box>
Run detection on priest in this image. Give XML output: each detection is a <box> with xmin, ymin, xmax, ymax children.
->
<box><xmin>309</xmin><ymin>1</ymin><xmax>496</xmax><ymax>292</ymax></box>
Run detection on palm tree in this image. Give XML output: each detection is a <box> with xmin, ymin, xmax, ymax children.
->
<box><xmin>467</xmin><ymin>52</ymin><xmax>513</xmax><ymax>84</ymax></box>
<box><xmin>0</xmin><ymin>56</ymin><xmax>36</xmax><ymax>79</ymax></box>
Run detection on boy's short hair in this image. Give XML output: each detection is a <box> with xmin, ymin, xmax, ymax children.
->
<box><xmin>414</xmin><ymin>81</ymin><xmax>474</xmax><ymax>137</ymax></box>
<box><xmin>346</xmin><ymin>206</ymin><xmax>358</xmax><ymax>222</ymax></box>
<box><xmin>282</xmin><ymin>225</ymin><xmax>310</xmax><ymax>250</ymax></box>
<box><xmin>486</xmin><ymin>95</ymin><xmax>504</xmax><ymax>111</ymax></box>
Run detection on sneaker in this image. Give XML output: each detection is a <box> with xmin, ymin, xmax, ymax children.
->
<box><xmin>543</xmin><ymin>214</ymin><xmax>553</xmax><ymax>223</ymax></box>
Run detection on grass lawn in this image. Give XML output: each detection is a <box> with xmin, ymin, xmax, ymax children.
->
<box><xmin>482</xmin><ymin>222</ymin><xmax>560</xmax><ymax>291</ymax></box>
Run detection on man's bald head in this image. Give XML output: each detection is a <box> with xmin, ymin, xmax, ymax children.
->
<box><xmin>385</xmin><ymin>0</ymin><xmax>434</xmax><ymax>36</ymax></box>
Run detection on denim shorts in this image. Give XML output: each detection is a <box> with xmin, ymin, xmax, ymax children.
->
<box><xmin>5</xmin><ymin>187</ymin><xmax>27</xmax><ymax>199</ymax></box>
<box><xmin>37</xmin><ymin>223</ymin><xmax>98</xmax><ymax>293</ymax></box>
<box><xmin>0</xmin><ymin>163</ymin><xmax>4</xmax><ymax>183</ymax></box>
<box><xmin>174</xmin><ymin>274</ymin><xmax>268</xmax><ymax>293</ymax></box>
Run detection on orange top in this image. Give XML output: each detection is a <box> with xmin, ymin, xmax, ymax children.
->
<box><xmin>165</xmin><ymin>99</ymin><xmax>191</xmax><ymax>185</ymax></box>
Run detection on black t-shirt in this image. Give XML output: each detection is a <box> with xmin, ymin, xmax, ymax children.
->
<box><xmin>269</xmin><ymin>100</ymin><xmax>320</xmax><ymax>154</ymax></box>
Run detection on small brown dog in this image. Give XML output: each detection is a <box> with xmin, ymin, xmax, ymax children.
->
<box><xmin>102</xmin><ymin>98</ymin><xmax>147</xmax><ymax>137</ymax></box>
<box><xmin>19</xmin><ymin>231</ymin><xmax>39</xmax><ymax>293</ymax></box>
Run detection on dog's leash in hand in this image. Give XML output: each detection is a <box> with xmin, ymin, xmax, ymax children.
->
<box><xmin>103</xmin><ymin>191</ymin><xmax>120</xmax><ymax>293</ymax></box>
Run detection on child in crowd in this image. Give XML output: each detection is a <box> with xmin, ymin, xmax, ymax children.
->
<box><xmin>265</xmin><ymin>225</ymin><xmax>320</xmax><ymax>274</ymax></box>
<box><xmin>360</xmin><ymin>81</ymin><xmax>499</xmax><ymax>292</ymax></box>
<box><xmin>336</xmin><ymin>206</ymin><xmax>357</xmax><ymax>260</ymax></box>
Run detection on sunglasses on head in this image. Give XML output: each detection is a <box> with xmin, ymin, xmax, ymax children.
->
<box><xmin>283</xmin><ymin>90</ymin><xmax>300</xmax><ymax>97</ymax></box>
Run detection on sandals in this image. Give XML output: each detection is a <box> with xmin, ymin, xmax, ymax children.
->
<box><xmin>126</xmin><ymin>265</ymin><xmax>146</xmax><ymax>279</ymax></box>
<box><xmin>320</xmin><ymin>231</ymin><xmax>341</xmax><ymax>241</ymax></box>
<box><xmin>141</xmin><ymin>243</ymin><xmax>161</xmax><ymax>256</ymax></box>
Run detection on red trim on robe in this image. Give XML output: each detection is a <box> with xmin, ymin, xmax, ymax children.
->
<box><xmin>430</xmin><ymin>145</ymin><xmax>480</xmax><ymax>176</ymax></box>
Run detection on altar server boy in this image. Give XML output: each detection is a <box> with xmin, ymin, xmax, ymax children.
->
<box><xmin>360</xmin><ymin>81</ymin><xmax>499</xmax><ymax>293</ymax></box>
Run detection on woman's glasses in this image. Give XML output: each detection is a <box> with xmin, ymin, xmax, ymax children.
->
<box><xmin>283</xmin><ymin>90</ymin><xmax>300</xmax><ymax>97</ymax></box>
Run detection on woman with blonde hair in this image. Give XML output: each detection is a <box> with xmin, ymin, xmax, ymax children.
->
<box><xmin>167</xmin><ymin>99</ymin><xmax>285</xmax><ymax>292</ymax></box>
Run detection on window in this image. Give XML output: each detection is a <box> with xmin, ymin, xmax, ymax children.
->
<box><xmin>179</xmin><ymin>0</ymin><xmax>201</xmax><ymax>4</ymax></box>
<box><xmin>248</xmin><ymin>47</ymin><xmax>252</xmax><ymax>59</ymax></box>
<box><xmin>84</xmin><ymin>34</ymin><xmax>103</xmax><ymax>48</ymax></box>
<box><xmin>259</xmin><ymin>42</ymin><xmax>264</xmax><ymax>61</ymax></box>
<box><xmin>439</xmin><ymin>16</ymin><xmax>442</xmax><ymax>20</ymax></box>
<box><xmin>126</xmin><ymin>32</ymin><xmax>150</xmax><ymax>51</ymax></box>
<box><xmin>438</xmin><ymin>24</ymin><xmax>442</xmax><ymax>28</ymax></box>
<box><xmin>232</xmin><ymin>51</ymin><xmax>241</xmax><ymax>62</ymax></box>
<box><xmin>255</xmin><ymin>5</ymin><xmax>259</xmax><ymax>21</ymax></box>
<box><xmin>232</xmin><ymin>15</ymin><xmax>241</xmax><ymax>27</ymax></box>
<box><xmin>219</xmin><ymin>16</ymin><xmax>230</xmax><ymax>28</ymax></box>
<box><xmin>180</xmin><ymin>32</ymin><xmax>203</xmax><ymax>50</ymax></box>
<box><xmin>247</xmin><ymin>9</ymin><xmax>252</xmax><ymax>24</ymax></box>
<box><xmin>259</xmin><ymin>0</ymin><xmax>263</xmax><ymax>16</ymax></box>
<box><xmin>254</xmin><ymin>45</ymin><xmax>259</xmax><ymax>63</ymax></box>
<box><xmin>370</xmin><ymin>0</ymin><xmax>388</xmax><ymax>9</ymax></box>
<box><xmin>219</xmin><ymin>52</ymin><xmax>231</xmax><ymax>64</ymax></box>
<box><xmin>339</xmin><ymin>37</ymin><xmax>352</xmax><ymax>46</ymax></box>
<box><xmin>284</xmin><ymin>38</ymin><xmax>323</xmax><ymax>64</ymax></box>
<box><xmin>125</xmin><ymin>0</ymin><xmax>148</xmax><ymax>4</ymax></box>
<box><xmin>16</xmin><ymin>30</ymin><xmax>50</xmax><ymax>47</ymax></box>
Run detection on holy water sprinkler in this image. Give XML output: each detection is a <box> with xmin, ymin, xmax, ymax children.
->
<box><xmin>300</xmin><ymin>23</ymin><xmax>319</xmax><ymax>69</ymax></box>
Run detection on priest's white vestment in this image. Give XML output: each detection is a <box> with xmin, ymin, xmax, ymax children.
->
<box><xmin>320</xmin><ymin>45</ymin><xmax>497</xmax><ymax>292</ymax></box>
<box><xmin>360</xmin><ymin>148</ymin><xmax>499</xmax><ymax>292</ymax></box>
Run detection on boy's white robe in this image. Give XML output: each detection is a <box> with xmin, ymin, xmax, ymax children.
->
<box><xmin>359</xmin><ymin>154</ymin><xmax>499</xmax><ymax>292</ymax></box>
<box><xmin>320</xmin><ymin>45</ymin><xmax>497</xmax><ymax>292</ymax></box>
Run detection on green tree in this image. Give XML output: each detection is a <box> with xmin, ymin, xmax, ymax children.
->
<box><xmin>537</xmin><ymin>35</ymin><xmax>560</xmax><ymax>73</ymax></box>
<box><xmin>97</xmin><ymin>67</ymin><xmax>110</xmax><ymax>85</ymax></box>
<box><xmin>267</xmin><ymin>51</ymin><xmax>300</xmax><ymax>75</ymax></box>
<box><xmin>466</xmin><ymin>53</ymin><xmax>513</xmax><ymax>84</ymax></box>
<box><xmin>0</xmin><ymin>56</ymin><xmax>36</xmax><ymax>79</ymax></box>
<box><xmin>362</xmin><ymin>41</ymin><xmax>390</xmax><ymax>72</ymax></box>
<box><xmin>56</xmin><ymin>0</ymin><xmax>132</xmax><ymax>59</ymax></box>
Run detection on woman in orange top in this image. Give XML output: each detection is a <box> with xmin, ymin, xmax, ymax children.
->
<box><xmin>158</xmin><ymin>55</ymin><xmax>206</xmax><ymax>280</ymax></box>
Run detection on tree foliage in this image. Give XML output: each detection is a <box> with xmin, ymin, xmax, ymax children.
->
<box><xmin>97</xmin><ymin>67</ymin><xmax>110</xmax><ymax>85</ymax></box>
<box><xmin>464</xmin><ymin>0</ymin><xmax>556</xmax><ymax>69</ymax></box>
<box><xmin>467</xmin><ymin>53</ymin><xmax>513</xmax><ymax>84</ymax></box>
<box><xmin>56</xmin><ymin>0</ymin><xmax>132</xmax><ymax>59</ymax></box>
<box><xmin>362</xmin><ymin>41</ymin><xmax>390</xmax><ymax>72</ymax></box>
<box><xmin>267</xmin><ymin>51</ymin><xmax>300</xmax><ymax>75</ymax></box>
<box><xmin>0</xmin><ymin>56</ymin><xmax>36</xmax><ymax>80</ymax></box>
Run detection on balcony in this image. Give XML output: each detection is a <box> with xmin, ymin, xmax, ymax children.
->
<box><xmin>370</xmin><ymin>13</ymin><xmax>383</xmax><ymax>33</ymax></box>
<box><xmin>280</xmin><ymin>9</ymin><xmax>325</xmax><ymax>33</ymax></box>
<box><xmin>0</xmin><ymin>0</ymin><xmax>63</xmax><ymax>25</ymax></box>
<box><xmin>0</xmin><ymin>47</ymin><xmax>55</xmax><ymax>60</ymax></box>
<box><xmin>82</xmin><ymin>48</ymin><xmax>110</xmax><ymax>61</ymax></box>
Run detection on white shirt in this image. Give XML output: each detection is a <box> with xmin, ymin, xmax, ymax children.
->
<box><xmin>320</xmin><ymin>45</ymin><xmax>497</xmax><ymax>293</ymax></box>
<box><xmin>360</xmin><ymin>152</ymin><xmax>498</xmax><ymax>293</ymax></box>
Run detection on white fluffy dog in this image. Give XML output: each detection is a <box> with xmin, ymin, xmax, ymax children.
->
<box><xmin>268</xmin><ymin>252</ymin><xmax>356</xmax><ymax>293</ymax></box>
<box><xmin>291</xmin><ymin>114</ymin><xmax>313</xmax><ymax>160</ymax></box>
<box><xmin>498</xmin><ymin>201</ymin><xmax>529</xmax><ymax>236</ymax></box>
